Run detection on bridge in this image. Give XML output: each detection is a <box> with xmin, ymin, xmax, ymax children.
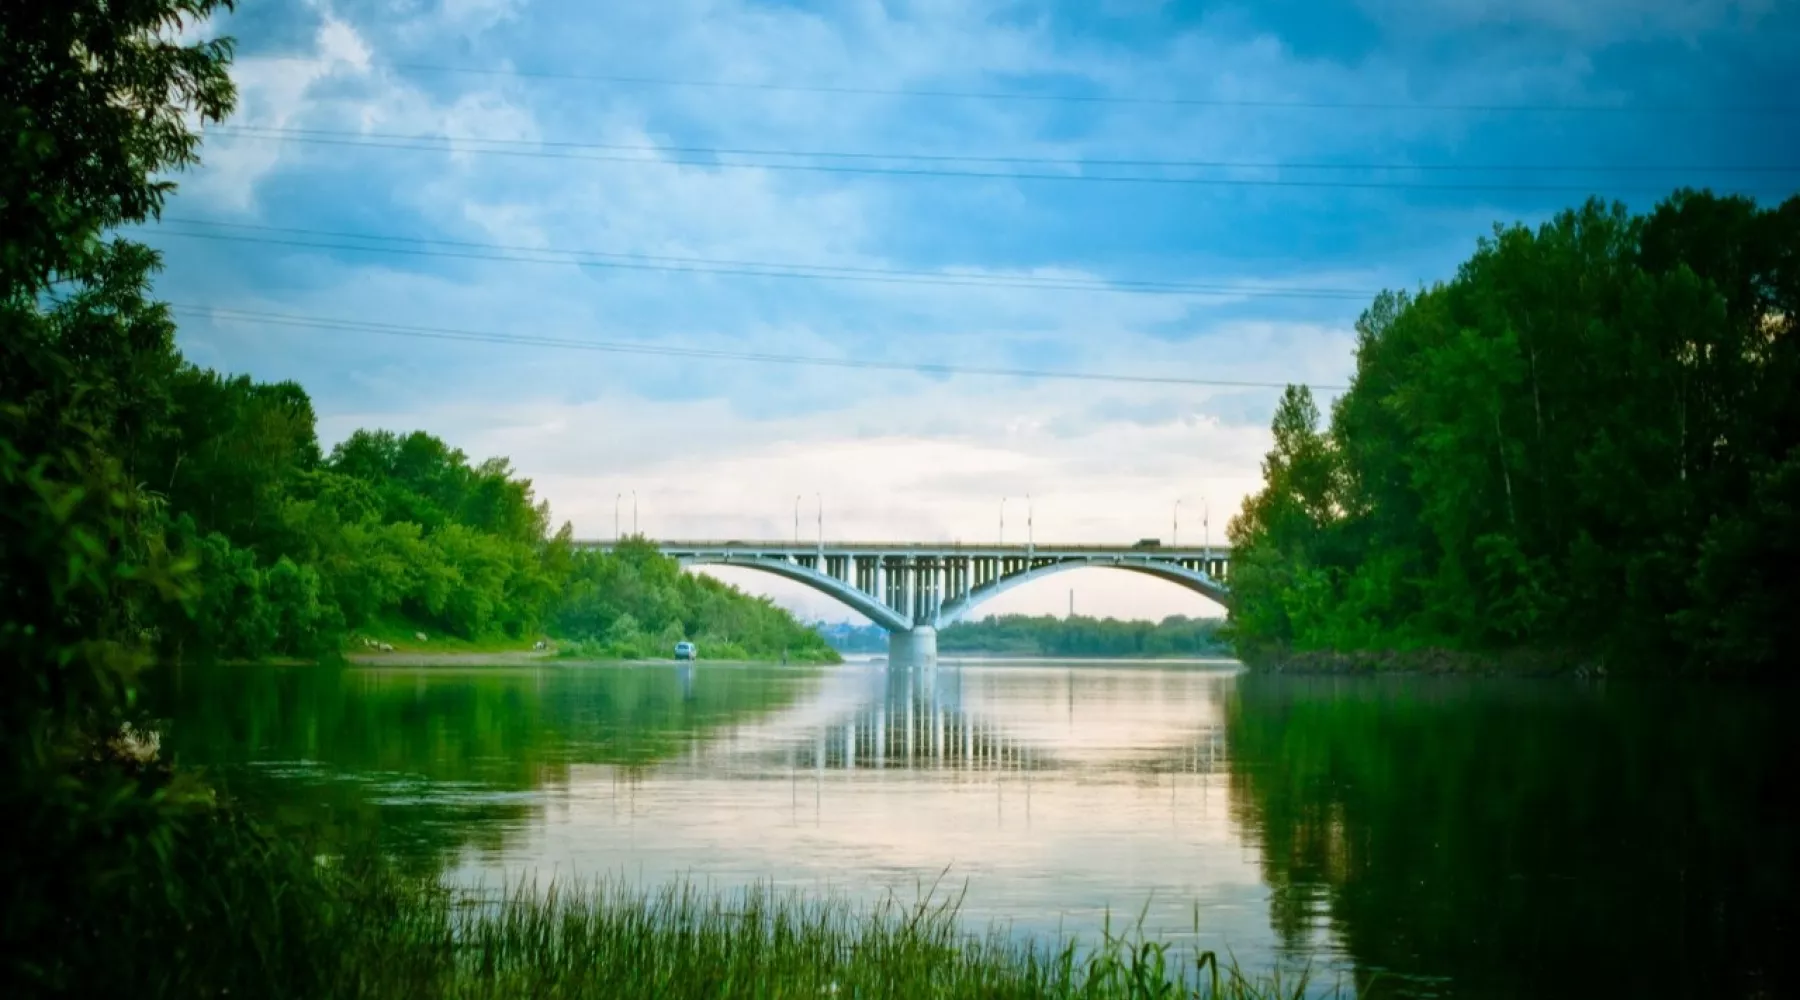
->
<box><xmin>576</xmin><ymin>539</ymin><xmax>1231</xmax><ymax>666</ymax></box>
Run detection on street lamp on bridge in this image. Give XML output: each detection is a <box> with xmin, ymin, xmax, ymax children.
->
<box><xmin>1173</xmin><ymin>498</ymin><xmax>1182</xmax><ymax>547</ymax></box>
<box><xmin>999</xmin><ymin>496</ymin><xmax>1007</xmax><ymax>544</ymax></box>
<box><xmin>1203</xmin><ymin>497</ymin><xmax>1210</xmax><ymax>563</ymax></box>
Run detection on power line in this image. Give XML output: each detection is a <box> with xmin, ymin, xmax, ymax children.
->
<box><xmin>244</xmin><ymin>56</ymin><xmax>1800</xmax><ymax>115</ymax></box>
<box><xmin>204</xmin><ymin>125</ymin><xmax>1800</xmax><ymax>175</ymax></box>
<box><xmin>168</xmin><ymin>304</ymin><xmax>1351</xmax><ymax>390</ymax></box>
<box><xmin>195</xmin><ymin>128</ymin><xmax>1781</xmax><ymax>194</ymax></box>
<box><xmin>147</xmin><ymin>220</ymin><xmax>1383</xmax><ymax>301</ymax></box>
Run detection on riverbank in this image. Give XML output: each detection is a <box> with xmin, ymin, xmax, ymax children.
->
<box><xmin>1241</xmin><ymin>645</ymin><xmax>1600</xmax><ymax>678</ymax></box>
<box><xmin>346</xmin><ymin>648</ymin><xmax>560</xmax><ymax>668</ymax></box>
<box><xmin>343</xmin><ymin>649</ymin><xmax>839</xmax><ymax>668</ymax></box>
<box><xmin>939</xmin><ymin>653</ymin><xmax>1240</xmax><ymax>668</ymax></box>
<box><xmin>145</xmin><ymin>840</ymin><xmax>1328</xmax><ymax>1000</ymax></box>
<box><xmin>943</xmin><ymin>651</ymin><xmax>1238</xmax><ymax>661</ymax></box>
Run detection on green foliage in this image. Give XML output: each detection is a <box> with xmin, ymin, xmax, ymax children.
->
<box><xmin>1225</xmin><ymin>192</ymin><xmax>1800</xmax><ymax>674</ymax></box>
<box><xmin>2</xmin><ymin>1</ymin><xmax>241</xmax><ymax>991</ymax></box>
<box><xmin>939</xmin><ymin>614</ymin><xmax>1230</xmax><ymax>657</ymax></box>
<box><xmin>552</xmin><ymin>538</ymin><xmax>840</xmax><ymax>661</ymax></box>
<box><xmin>131</xmin><ymin>395</ymin><xmax>838</xmax><ymax>659</ymax></box>
<box><xmin>378</xmin><ymin>877</ymin><xmax>1332</xmax><ymax>1000</ymax></box>
<box><xmin>1</xmin><ymin>0</ymin><xmax>237</xmax><ymax>293</ymax></box>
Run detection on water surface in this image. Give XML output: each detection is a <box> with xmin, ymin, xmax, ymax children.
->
<box><xmin>154</xmin><ymin>658</ymin><xmax>1796</xmax><ymax>997</ymax></box>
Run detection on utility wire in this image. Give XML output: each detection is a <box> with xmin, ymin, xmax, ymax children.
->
<box><xmin>195</xmin><ymin>129</ymin><xmax>1780</xmax><ymax>193</ymax></box>
<box><xmin>168</xmin><ymin>304</ymin><xmax>1350</xmax><ymax>390</ymax></box>
<box><xmin>147</xmin><ymin>221</ymin><xmax>1384</xmax><ymax>300</ymax></box>
<box><xmin>244</xmin><ymin>56</ymin><xmax>1800</xmax><ymax>115</ymax></box>
<box><xmin>203</xmin><ymin>125</ymin><xmax>1800</xmax><ymax>175</ymax></box>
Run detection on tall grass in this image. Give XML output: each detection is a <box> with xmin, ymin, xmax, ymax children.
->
<box><xmin>367</xmin><ymin>875</ymin><xmax>1342</xmax><ymax>999</ymax></box>
<box><xmin>21</xmin><ymin>781</ymin><xmax>1341</xmax><ymax>999</ymax></box>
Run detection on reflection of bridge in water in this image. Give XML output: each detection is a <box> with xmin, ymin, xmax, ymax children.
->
<box><xmin>701</xmin><ymin>665</ymin><xmax>1229</xmax><ymax>778</ymax></box>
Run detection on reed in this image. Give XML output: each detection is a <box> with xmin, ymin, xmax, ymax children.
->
<box><xmin>354</xmin><ymin>874</ymin><xmax>1344</xmax><ymax>999</ymax></box>
<box><xmin>32</xmin><ymin>811</ymin><xmax>1344</xmax><ymax>999</ymax></box>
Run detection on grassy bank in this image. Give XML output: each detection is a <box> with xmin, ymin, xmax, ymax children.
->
<box><xmin>342</xmin><ymin>622</ymin><xmax>844</xmax><ymax>664</ymax></box>
<box><xmin>554</xmin><ymin>637</ymin><xmax>842</xmax><ymax>665</ymax></box>
<box><xmin>349</xmin><ymin>618</ymin><xmax>548</xmax><ymax>655</ymax></box>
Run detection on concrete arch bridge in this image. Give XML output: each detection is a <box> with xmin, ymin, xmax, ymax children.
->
<box><xmin>577</xmin><ymin>539</ymin><xmax>1231</xmax><ymax>666</ymax></box>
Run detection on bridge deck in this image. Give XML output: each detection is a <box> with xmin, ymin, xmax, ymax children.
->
<box><xmin>576</xmin><ymin>539</ymin><xmax>1232</xmax><ymax>556</ymax></box>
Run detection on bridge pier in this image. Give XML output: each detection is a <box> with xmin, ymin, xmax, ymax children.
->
<box><xmin>888</xmin><ymin>626</ymin><xmax>938</xmax><ymax>669</ymax></box>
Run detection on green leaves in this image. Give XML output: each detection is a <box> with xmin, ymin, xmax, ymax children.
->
<box><xmin>1</xmin><ymin>0</ymin><xmax>237</xmax><ymax>295</ymax></box>
<box><xmin>1227</xmin><ymin>190</ymin><xmax>1800</xmax><ymax>672</ymax></box>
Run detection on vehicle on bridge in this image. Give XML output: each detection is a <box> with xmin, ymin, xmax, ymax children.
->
<box><xmin>674</xmin><ymin>641</ymin><xmax>697</xmax><ymax>661</ymax></box>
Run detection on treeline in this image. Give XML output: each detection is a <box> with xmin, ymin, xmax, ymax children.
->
<box><xmin>1227</xmin><ymin>192</ymin><xmax>1799</xmax><ymax>674</ymax></box>
<box><xmin>130</xmin><ymin>370</ymin><xmax>834</xmax><ymax>662</ymax></box>
<box><xmin>939</xmin><ymin>614</ymin><xmax>1229</xmax><ymax>657</ymax></box>
<box><xmin>553</xmin><ymin>540</ymin><xmax>840</xmax><ymax>662</ymax></box>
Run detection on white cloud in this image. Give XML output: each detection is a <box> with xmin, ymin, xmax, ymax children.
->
<box><xmin>187</xmin><ymin>14</ymin><xmax>379</xmax><ymax>210</ymax></box>
<box><xmin>316</xmin><ymin>15</ymin><xmax>373</xmax><ymax>68</ymax></box>
<box><xmin>176</xmin><ymin>0</ymin><xmax>1721</xmax><ymax>623</ymax></box>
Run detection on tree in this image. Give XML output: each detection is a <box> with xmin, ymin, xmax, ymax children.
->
<box><xmin>2</xmin><ymin>1</ymin><xmax>236</xmax><ymax>294</ymax></box>
<box><xmin>2</xmin><ymin>1</ymin><xmax>240</xmax><ymax>990</ymax></box>
<box><xmin>1223</xmin><ymin>385</ymin><xmax>1342</xmax><ymax>652</ymax></box>
<box><xmin>2</xmin><ymin>0</ymin><xmax>236</xmax><ymax>759</ymax></box>
<box><xmin>1224</xmin><ymin>191</ymin><xmax>1800</xmax><ymax>674</ymax></box>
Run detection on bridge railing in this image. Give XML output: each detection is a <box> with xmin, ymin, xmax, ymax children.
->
<box><xmin>575</xmin><ymin>539</ymin><xmax>1232</xmax><ymax>556</ymax></box>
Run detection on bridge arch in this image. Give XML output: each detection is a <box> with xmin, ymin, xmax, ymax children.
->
<box><xmin>935</xmin><ymin>557</ymin><xmax>1229</xmax><ymax>627</ymax></box>
<box><xmin>678</xmin><ymin>554</ymin><xmax>913</xmax><ymax>633</ymax></box>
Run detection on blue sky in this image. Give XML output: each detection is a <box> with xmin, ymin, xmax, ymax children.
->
<box><xmin>152</xmin><ymin>0</ymin><xmax>1800</xmax><ymax>622</ymax></box>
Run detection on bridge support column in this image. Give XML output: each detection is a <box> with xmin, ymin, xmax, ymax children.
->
<box><xmin>888</xmin><ymin>626</ymin><xmax>938</xmax><ymax>669</ymax></box>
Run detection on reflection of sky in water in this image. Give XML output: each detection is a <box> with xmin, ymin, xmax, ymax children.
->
<box><xmin>437</xmin><ymin>661</ymin><xmax>1342</xmax><ymax>985</ymax></box>
<box><xmin>165</xmin><ymin>658</ymin><xmax>1793</xmax><ymax>998</ymax></box>
<box><xmin>165</xmin><ymin>659</ymin><xmax>1346</xmax><ymax>990</ymax></box>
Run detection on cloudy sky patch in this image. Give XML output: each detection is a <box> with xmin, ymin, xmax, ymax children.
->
<box><xmin>148</xmin><ymin>0</ymin><xmax>1800</xmax><ymax>623</ymax></box>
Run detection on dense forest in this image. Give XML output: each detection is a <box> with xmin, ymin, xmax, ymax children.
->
<box><xmin>139</xmin><ymin>373</ymin><xmax>835</xmax><ymax>663</ymax></box>
<box><xmin>7</xmin><ymin>276</ymin><xmax>831</xmax><ymax>666</ymax></box>
<box><xmin>939</xmin><ymin>614</ymin><xmax>1229</xmax><ymax>657</ymax></box>
<box><xmin>1226</xmin><ymin>193</ymin><xmax>1799</xmax><ymax>675</ymax></box>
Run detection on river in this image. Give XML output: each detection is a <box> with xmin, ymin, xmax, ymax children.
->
<box><xmin>151</xmin><ymin>658</ymin><xmax>1795</xmax><ymax>998</ymax></box>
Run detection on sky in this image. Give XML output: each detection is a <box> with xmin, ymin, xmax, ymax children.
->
<box><xmin>151</xmin><ymin>0</ymin><xmax>1800</xmax><ymax>624</ymax></box>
